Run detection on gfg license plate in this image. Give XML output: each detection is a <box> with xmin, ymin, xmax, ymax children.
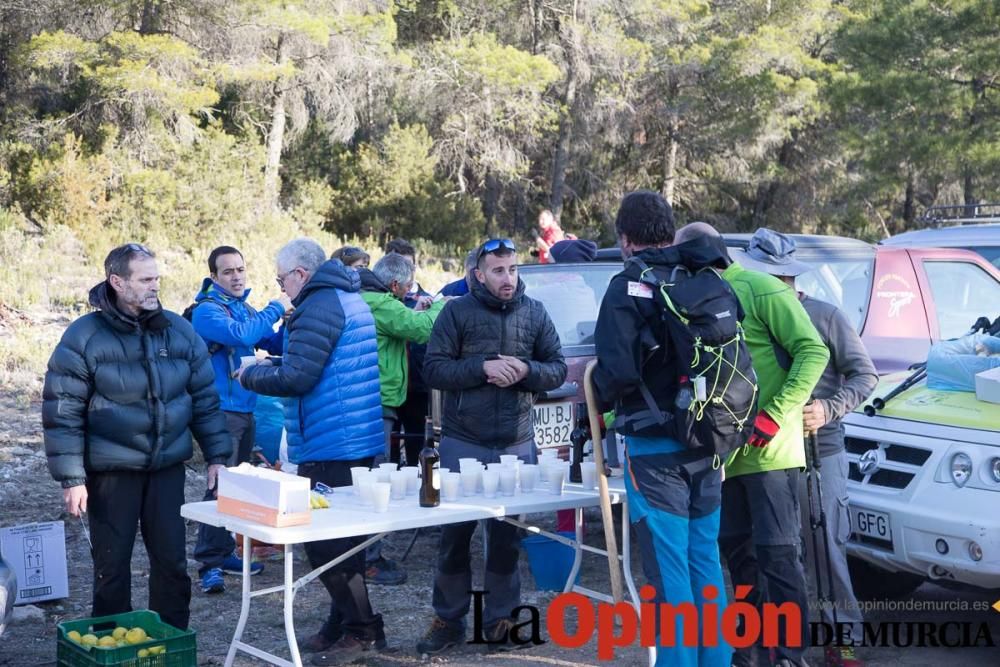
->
<box><xmin>852</xmin><ymin>507</ymin><xmax>892</xmax><ymax>541</ymax></box>
<box><xmin>533</xmin><ymin>401</ymin><xmax>574</xmax><ymax>448</ymax></box>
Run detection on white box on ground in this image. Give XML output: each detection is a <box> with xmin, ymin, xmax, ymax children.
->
<box><xmin>974</xmin><ymin>366</ymin><xmax>1000</xmax><ymax>404</ymax></box>
<box><xmin>0</xmin><ymin>521</ymin><xmax>69</xmax><ymax>604</ymax></box>
<box><xmin>217</xmin><ymin>463</ymin><xmax>311</xmax><ymax>527</ymax></box>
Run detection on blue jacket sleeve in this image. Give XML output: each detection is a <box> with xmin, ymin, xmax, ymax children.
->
<box><xmin>192</xmin><ymin>300</ymin><xmax>285</xmax><ymax>348</ymax></box>
<box><xmin>256</xmin><ymin>324</ymin><xmax>286</xmax><ymax>355</ymax></box>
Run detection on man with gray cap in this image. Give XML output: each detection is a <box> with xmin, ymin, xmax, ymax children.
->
<box><xmin>674</xmin><ymin>223</ymin><xmax>829</xmax><ymax>667</ymax></box>
<box><xmin>739</xmin><ymin>228</ymin><xmax>876</xmax><ymax>667</ymax></box>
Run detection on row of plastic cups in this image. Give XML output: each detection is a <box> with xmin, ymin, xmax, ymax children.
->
<box><xmin>350</xmin><ymin>465</ymin><xmax>420</xmax><ymax>504</ymax></box>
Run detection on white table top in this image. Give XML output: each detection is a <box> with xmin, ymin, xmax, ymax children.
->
<box><xmin>182</xmin><ymin>482</ymin><xmax>625</xmax><ymax>545</ymax></box>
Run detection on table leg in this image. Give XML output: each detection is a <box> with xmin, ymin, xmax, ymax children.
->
<box><xmin>284</xmin><ymin>542</ymin><xmax>303</xmax><ymax>667</ymax></box>
<box><xmin>225</xmin><ymin>533</ymin><xmax>253</xmax><ymax>667</ymax></box>
<box><xmin>563</xmin><ymin>507</ymin><xmax>585</xmax><ymax>593</ymax></box>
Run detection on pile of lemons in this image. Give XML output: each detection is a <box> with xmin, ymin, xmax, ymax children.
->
<box><xmin>310</xmin><ymin>491</ymin><xmax>330</xmax><ymax>509</ymax></box>
<box><xmin>66</xmin><ymin>626</ymin><xmax>167</xmax><ymax>655</ymax></box>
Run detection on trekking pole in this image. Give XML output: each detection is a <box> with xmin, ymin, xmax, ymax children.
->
<box><xmin>583</xmin><ymin>360</ymin><xmax>625</xmax><ymax>604</ymax></box>
<box><xmin>804</xmin><ymin>416</ymin><xmax>838</xmax><ymax>627</ymax></box>
<box><xmin>863</xmin><ymin>365</ymin><xmax>926</xmax><ymax>416</ymax></box>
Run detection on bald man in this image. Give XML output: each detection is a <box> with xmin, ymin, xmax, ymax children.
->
<box><xmin>675</xmin><ymin>223</ymin><xmax>828</xmax><ymax>667</ymax></box>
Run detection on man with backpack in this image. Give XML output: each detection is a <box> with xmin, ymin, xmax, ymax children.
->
<box><xmin>188</xmin><ymin>246</ymin><xmax>290</xmax><ymax>594</ymax></box>
<box><xmin>593</xmin><ymin>191</ymin><xmax>755</xmax><ymax>667</ymax></box>
<box><xmin>674</xmin><ymin>222</ymin><xmax>829</xmax><ymax>667</ymax></box>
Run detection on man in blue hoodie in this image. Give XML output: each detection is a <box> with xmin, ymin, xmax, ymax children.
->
<box><xmin>239</xmin><ymin>238</ymin><xmax>386</xmax><ymax>665</ymax></box>
<box><xmin>190</xmin><ymin>246</ymin><xmax>290</xmax><ymax>594</ymax></box>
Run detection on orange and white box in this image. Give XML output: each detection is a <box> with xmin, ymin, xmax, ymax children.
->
<box><xmin>217</xmin><ymin>464</ymin><xmax>312</xmax><ymax>527</ymax></box>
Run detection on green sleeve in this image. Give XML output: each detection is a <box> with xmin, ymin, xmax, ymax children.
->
<box><xmin>756</xmin><ymin>288</ymin><xmax>830</xmax><ymax>422</ymax></box>
<box><xmin>374</xmin><ymin>298</ymin><xmax>445</xmax><ymax>344</ymax></box>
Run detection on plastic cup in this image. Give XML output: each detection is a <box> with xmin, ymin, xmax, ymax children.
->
<box><xmin>390</xmin><ymin>470</ymin><xmax>407</xmax><ymax>500</ymax></box>
<box><xmin>403</xmin><ymin>467</ymin><xmax>419</xmax><ymax>495</ymax></box>
<box><xmin>519</xmin><ymin>465</ymin><xmax>538</xmax><ymax>493</ymax></box>
<box><xmin>459</xmin><ymin>457</ymin><xmax>479</xmax><ymax>468</ymax></box>
<box><xmin>441</xmin><ymin>472</ymin><xmax>461</xmax><ymax>501</ymax></box>
<box><xmin>460</xmin><ymin>468</ymin><xmax>478</xmax><ymax>496</ymax></box>
<box><xmin>371</xmin><ymin>482</ymin><xmax>391</xmax><ymax>513</ymax></box>
<box><xmin>350</xmin><ymin>466</ymin><xmax>369</xmax><ymax>496</ymax></box>
<box><xmin>580</xmin><ymin>461</ymin><xmax>597</xmax><ymax>490</ymax></box>
<box><xmin>499</xmin><ymin>454</ymin><xmax>519</xmax><ymax>466</ymax></box>
<box><xmin>548</xmin><ymin>466</ymin><xmax>565</xmax><ymax>496</ymax></box>
<box><xmin>379</xmin><ymin>462</ymin><xmax>398</xmax><ymax>472</ymax></box>
<box><xmin>482</xmin><ymin>469</ymin><xmax>500</xmax><ymax>498</ymax></box>
<box><xmin>499</xmin><ymin>467</ymin><xmax>517</xmax><ymax>496</ymax></box>
<box><xmin>357</xmin><ymin>471</ymin><xmax>375</xmax><ymax>507</ymax></box>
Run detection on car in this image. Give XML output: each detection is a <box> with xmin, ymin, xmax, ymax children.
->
<box><xmin>525</xmin><ymin>234</ymin><xmax>1000</xmax><ymax>454</ymax></box>
<box><xmin>881</xmin><ymin>203</ymin><xmax>1000</xmax><ymax>270</ymax></box>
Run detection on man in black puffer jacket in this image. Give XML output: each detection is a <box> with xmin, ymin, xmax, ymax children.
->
<box><xmin>43</xmin><ymin>243</ymin><xmax>231</xmax><ymax>630</ymax></box>
<box><xmin>417</xmin><ymin>239</ymin><xmax>566</xmax><ymax>655</ymax></box>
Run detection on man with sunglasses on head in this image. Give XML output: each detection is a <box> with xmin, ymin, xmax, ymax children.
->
<box><xmin>238</xmin><ymin>238</ymin><xmax>387</xmax><ymax>665</ymax></box>
<box><xmin>43</xmin><ymin>243</ymin><xmax>231</xmax><ymax>631</ymax></box>
<box><xmin>417</xmin><ymin>238</ymin><xmax>567</xmax><ymax>655</ymax></box>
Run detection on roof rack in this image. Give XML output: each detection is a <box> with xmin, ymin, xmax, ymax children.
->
<box><xmin>917</xmin><ymin>203</ymin><xmax>1000</xmax><ymax>226</ymax></box>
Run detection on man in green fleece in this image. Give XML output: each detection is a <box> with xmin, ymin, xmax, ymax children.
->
<box><xmin>674</xmin><ymin>223</ymin><xmax>828</xmax><ymax>667</ymax></box>
<box><xmin>357</xmin><ymin>251</ymin><xmax>445</xmax><ymax>586</ymax></box>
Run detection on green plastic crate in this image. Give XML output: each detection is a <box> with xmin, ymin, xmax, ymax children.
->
<box><xmin>57</xmin><ymin>610</ymin><xmax>196</xmax><ymax>667</ymax></box>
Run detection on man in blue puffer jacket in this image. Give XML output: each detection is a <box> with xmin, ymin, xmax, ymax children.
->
<box><xmin>190</xmin><ymin>246</ymin><xmax>290</xmax><ymax>594</ymax></box>
<box><xmin>239</xmin><ymin>238</ymin><xmax>386</xmax><ymax>665</ymax></box>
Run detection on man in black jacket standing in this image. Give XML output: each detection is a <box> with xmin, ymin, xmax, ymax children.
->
<box><xmin>417</xmin><ymin>238</ymin><xmax>567</xmax><ymax>655</ymax></box>
<box><xmin>43</xmin><ymin>243</ymin><xmax>231</xmax><ymax>630</ymax></box>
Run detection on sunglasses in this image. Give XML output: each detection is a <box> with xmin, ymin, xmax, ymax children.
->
<box><xmin>477</xmin><ymin>238</ymin><xmax>516</xmax><ymax>261</ymax></box>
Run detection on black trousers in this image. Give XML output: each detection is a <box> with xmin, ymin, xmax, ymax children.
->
<box><xmin>297</xmin><ymin>458</ymin><xmax>384</xmax><ymax>642</ymax></box>
<box><xmin>86</xmin><ymin>464</ymin><xmax>191</xmax><ymax>630</ymax></box>
<box><xmin>193</xmin><ymin>411</ymin><xmax>255</xmax><ymax>574</ymax></box>
<box><xmin>393</xmin><ymin>391</ymin><xmax>428</xmax><ymax>466</ymax></box>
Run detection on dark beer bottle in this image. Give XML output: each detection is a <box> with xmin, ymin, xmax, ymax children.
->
<box><xmin>419</xmin><ymin>417</ymin><xmax>440</xmax><ymax>507</ymax></box>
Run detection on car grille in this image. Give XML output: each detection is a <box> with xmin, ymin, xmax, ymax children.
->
<box><xmin>845</xmin><ymin>437</ymin><xmax>931</xmax><ymax>490</ymax></box>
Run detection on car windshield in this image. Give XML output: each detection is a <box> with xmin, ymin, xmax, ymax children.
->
<box><xmin>520</xmin><ymin>264</ymin><xmax>619</xmax><ymax>349</ymax></box>
<box><xmin>728</xmin><ymin>247</ymin><xmax>875</xmax><ymax>332</ymax></box>
<box><xmin>962</xmin><ymin>246</ymin><xmax>1000</xmax><ymax>270</ymax></box>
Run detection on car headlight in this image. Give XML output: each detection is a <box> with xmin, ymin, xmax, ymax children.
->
<box><xmin>950</xmin><ymin>453</ymin><xmax>972</xmax><ymax>487</ymax></box>
<box><xmin>989</xmin><ymin>458</ymin><xmax>1000</xmax><ymax>484</ymax></box>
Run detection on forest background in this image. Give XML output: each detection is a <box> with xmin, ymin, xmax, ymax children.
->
<box><xmin>1</xmin><ymin>0</ymin><xmax>999</xmax><ymax>393</ymax></box>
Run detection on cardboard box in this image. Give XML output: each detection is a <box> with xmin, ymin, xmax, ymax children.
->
<box><xmin>0</xmin><ymin>521</ymin><xmax>69</xmax><ymax>604</ymax></box>
<box><xmin>217</xmin><ymin>464</ymin><xmax>311</xmax><ymax>527</ymax></box>
<box><xmin>974</xmin><ymin>366</ymin><xmax>1000</xmax><ymax>404</ymax></box>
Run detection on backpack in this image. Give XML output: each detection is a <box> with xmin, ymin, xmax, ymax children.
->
<box><xmin>628</xmin><ymin>257</ymin><xmax>758</xmax><ymax>457</ymax></box>
<box><xmin>182</xmin><ymin>301</ymin><xmax>227</xmax><ymax>356</ymax></box>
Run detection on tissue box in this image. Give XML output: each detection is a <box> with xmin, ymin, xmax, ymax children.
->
<box><xmin>217</xmin><ymin>464</ymin><xmax>311</xmax><ymax>527</ymax></box>
<box><xmin>974</xmin><ymin>366</ymin><xmax>1000</xmax><ymax>404</ymax></box>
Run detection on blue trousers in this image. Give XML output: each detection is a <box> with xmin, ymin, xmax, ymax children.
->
<box><xmin>625</xmin><ymin>437</ymin><xmax>733</xmax><ymax>667</ymax></box>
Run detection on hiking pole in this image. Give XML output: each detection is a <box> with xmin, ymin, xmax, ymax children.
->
<box><xmin>864</xmin><ymin>365</ymin><xmax>926</xmax><ymax>416</ymax></box>
<box><xmin>804</xmin><ymin>418</ymin><xmax>838</xmax><ymax>628</ymax></box>
<box><xmin>583</xmin><ymin>360</ymin><xmax>625</xmax><ymax>604</ymax></box>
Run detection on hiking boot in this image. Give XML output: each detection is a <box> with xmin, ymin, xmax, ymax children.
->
<box><xmin>221</xmin><ymin>554</ymin><xmax>264</xmax><ymax>576</ymax></box>
<box><xmin>299</xmin><ymin>629</ymin><xmax>342</xmax><ymax>654</ymax></box>
<box><xmin>481</xmin><ymin>618</ymin><xmax>532</xmax><ymax>651</ymax></box>
<box><xmin>365</xmin><ymin>557</ymin><xmax>406</xmax><ymax>585</ymax></box>
<box><xmin>310</xmin><ymin>635</ymin><xmax>386</xmax><ymax>666</ymax></box>
<box><xmin>415</xmin><ymin>617</ymin><xmax>464</xmax><ymax>655</ymax></box>
<box><xmin>825</xmin><ymin>646</ymin><xmax>863</xmax><ymax>667</ymax></box>
<box><xmin>200</xmin><ymin>568</ymin><xmax>224</xmax><ymax>594</ymax></box>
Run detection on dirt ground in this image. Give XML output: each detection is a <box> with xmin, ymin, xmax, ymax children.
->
<box><xmin>1</xmin><ymin>389</ymin><xmax>999</xmax><ymax>666</ymax></box>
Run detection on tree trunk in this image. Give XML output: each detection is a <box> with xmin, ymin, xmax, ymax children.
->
<box><xmin>963</xmin><ymin>170</ymin><xmax>976</xmax><ymax>213</ymax></box>
<box><xmin>550</xmin><ymin>69</ymin><xmax>577</xmax><ymax>219</ymax></box>
<box><xmin>263</xmin><ymin>33</ymin><xmax>289</xmax><ymax>212</ymax></box>
<box><xmin>662</xmin><ymin>116</ymin><xmax>679</xmax><ymax>207</ymax></box>
<box><xmin>139</xmin><ymin>0</ymin><xmax>163</xmax><ymax>34</ymax></box>
<box><xmin>752</xmin><ymin>138</ymin><xmax>794</xmax><ymax>228</ymax></box>
<box><xmin>902</xmin><ymin>170</ymin><xmax>915</xmax><ymax>229</ymax></box>
<box><xmin>482</xmin><ymin>171</ymin><xmax>501</xmax><ymax>238</ymax></box>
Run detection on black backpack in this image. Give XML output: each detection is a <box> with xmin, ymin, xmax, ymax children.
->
<box><xmin>182</xmin><ymin>301</ymin><xmax>227</xmax><ymax>356</ymax></box>
<box><xmin>628</xmin><ymin>257</ymin><xmax>758</xmax><ymax>457</ymax></box>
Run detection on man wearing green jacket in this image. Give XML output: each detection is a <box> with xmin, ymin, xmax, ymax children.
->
<box><xmin>674</xmin><ymin>223</ymin><xmax>828</xmax><ymax>667</ymax></box>
<box><xmin>357</xmin><ymin>252</ymin><xmax>445</xmax><ymax>586</ymax></box>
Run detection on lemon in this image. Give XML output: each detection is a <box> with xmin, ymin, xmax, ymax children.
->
<box><xmin>149</xmin><ymin>645</ymin><xmax>166</xmax><ymax>655</ymax></box>
<box><xmin>66</xmin><ymin>630</ymin><xmax>82</xmax><ymax>643</ymax></box>
<box><xmin>98</xmin><ymin>636</ymin><xmax>117</xmax><ymax>648</ymax></box>
<box><xmin>80</xmin><ymin>633</ymin><xmax>99</xmax><ymax>647</ymax></box>
<box><xmin>112</xmin><ymin>626</ymin><xmax>128</xmax><ymax>640</ymax></box>
<box><xmin>138</xmin><ymin>648</ymin><xmax>149</xmax><ymax>658</ymax></box>
<box><xmin>125</xmin><ymin>627</ymin><xmax>148</xmax><ymax>645</ymax></box>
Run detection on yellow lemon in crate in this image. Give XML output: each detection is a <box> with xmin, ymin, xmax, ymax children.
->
<box><xmin>98</xmin><ymin>636</ymin><xmax>117</xmax><ymax>648</ymax></box>
<box><xmin>112</xmin><ymin>626</ymin><xmax>128</xmax><ymax>640</ymax></box>
<box><xmin>80</xmin><ymin>634</ymin><xmax>99</xmax><ymax>647</ymax></box>
<box><xmin>125</xmin><ymin>627</ymin><xmax>148</xmax><ymax>644</ymax></box>
<box><xmin>148</xmin><ymin>645</ymin><xmax>166</xmax><ymax>655</ymax></box>
<box><xmin>66</xmin><ymin>630</ymin><xmax>82</xmax><ymax>644</ymax></box>
<box><xmin>138</xmin><ymin>648</ymin><xmax>149</xmax><ymax>658</ymax></box>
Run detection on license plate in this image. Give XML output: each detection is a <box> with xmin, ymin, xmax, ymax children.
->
<box><xmin>533</xmin><ymin>401</ymin><xmax>574</xmax><ymax>448</ymax></box>
<box><xmin>852</xmin><ymin>506</ymin><xmax>892</xmax><ymax>541</ymax></box>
